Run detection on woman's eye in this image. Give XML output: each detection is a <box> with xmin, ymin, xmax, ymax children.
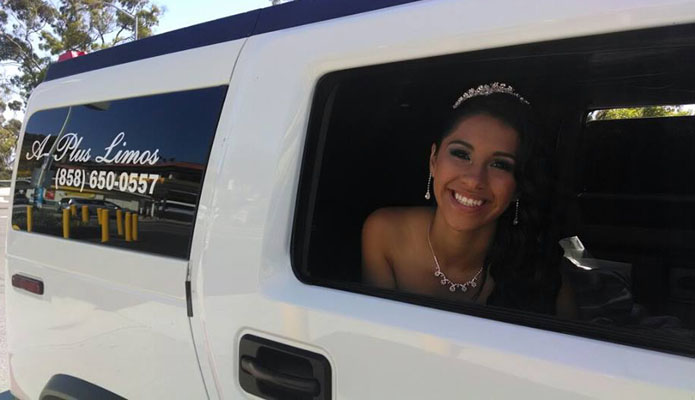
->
<box><xmin>450</xmin><ymin>149</ymin><xmax>470</xmax><ymax>160</ymax></box>
<box><xmin>491</xmin><ymin>159</ymin><xmax>514</xmax><ymax>172</ymax></box>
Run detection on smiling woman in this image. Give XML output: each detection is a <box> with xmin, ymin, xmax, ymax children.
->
<box><xmin>361</xmin><ymin>84</ymin><xmax>570</xmax><ymax>314</ymax></box>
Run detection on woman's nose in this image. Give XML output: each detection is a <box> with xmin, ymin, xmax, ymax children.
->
<box><xmin>461</xmin><ymin>163</ymin><xmax>486</xmax><ymax>189</ymax></box>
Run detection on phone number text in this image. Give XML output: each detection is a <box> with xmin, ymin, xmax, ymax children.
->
<box><xmin>55</xmin><ymin>168</ymin><xmax>160</xmax><ymax>195</ymax></box>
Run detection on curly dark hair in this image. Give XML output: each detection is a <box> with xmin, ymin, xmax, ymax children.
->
<box><xmin>434</xmin><ymin>91</ymin><xmax>560</xmax><ymax>314</ymax></box>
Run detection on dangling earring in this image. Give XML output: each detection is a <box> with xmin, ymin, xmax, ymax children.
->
<box><xmin>512</xmin><ymin>198</ymin><xmax>520</xmax><ymax>226</ymax></box>
<box><xmin>424</xmin><ymin>172</ymin><xmax>432</xmax><ymax>200</ymax></box>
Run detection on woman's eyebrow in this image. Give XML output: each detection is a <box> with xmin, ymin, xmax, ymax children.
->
<box><xmin>493</xmin><ymin>151</ymin><xmax>517</xmax><ymax>160</ymax></box>
<box><xmin>447</xmin><ymin>139</ymin><xmax>473</xmax><ymax>149</ymax></box>
<box><xmin>449</xmin><ymin>140</ymin><xmax>517</xmax><ymax>160</ymax></box>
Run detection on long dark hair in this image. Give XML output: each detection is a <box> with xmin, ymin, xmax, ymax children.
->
<box><xmin>434</xmin><ymin>91</ymin><xmax>560</xmax><ymax>314</ymax></box>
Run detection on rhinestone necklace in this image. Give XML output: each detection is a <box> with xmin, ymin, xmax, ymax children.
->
<box><xmin>427</xmin><ymin>221</ymin><xmax>484</xmax><ymax>293</ymax></box>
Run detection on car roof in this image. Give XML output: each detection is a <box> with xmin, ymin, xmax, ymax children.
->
<box><xmin>44</xmin><ymin>0</ymin><xmax>421</xmax><ymax>81</ymax></box>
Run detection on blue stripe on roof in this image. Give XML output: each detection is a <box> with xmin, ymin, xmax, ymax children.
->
<box><xmin>254</xmin><ymin>0</ymin><xmax>422</xmax><ymax>34</ymax></box>
<box><xmin>43</xmin><ymin>0</ymin><xmax>423</xmax><ymax>82</ymax></box>
<box><xmin>44</xmin><ymin>9</ymin><xmax>260</xmax><ymax>81</ymax></box>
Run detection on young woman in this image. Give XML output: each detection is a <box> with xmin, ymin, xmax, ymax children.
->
<box><xmin>362</xmin><ymin>83</ymin><xmax>575</xmax><ymax>317</ymax></box>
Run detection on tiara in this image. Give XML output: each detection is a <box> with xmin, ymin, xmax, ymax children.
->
<box><xmin>452</xmin><ymin>82</ymin><xmax>530</xmax><ymax>109</ymax></box>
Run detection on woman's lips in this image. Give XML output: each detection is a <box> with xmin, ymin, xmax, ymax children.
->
<box><xmin>450</xmin><ymin>190</ymin><xmax>486</xmax><ymax>209</ymax></box>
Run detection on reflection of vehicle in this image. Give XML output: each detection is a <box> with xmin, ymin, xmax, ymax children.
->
<box><xmin>11</xmin><ymin>181</ymin><xmax>31</xmax><ymax>207</ymax></box>
<box><xmin>11</xmin><ymin>194</ymin><xmax>29</xmax><ymax>206</ymax></box>
<box><xmin>59</xmin><ymin>198</ymin><xmax>121</xmax><ymax>214</ymax></box>
<box><xmin>158</xmin><ymin>200</ymin><xmax>195</xmax><ymax>222</ymax></box>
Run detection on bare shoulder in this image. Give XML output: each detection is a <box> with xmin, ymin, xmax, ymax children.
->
<box><xmin>362</xmin><ymin>207</ymin><xmax>432</xmax><ymax>289</ymax></box>
<box><xmin>363</xmin><ymin>207</ymin><xmax>432</xmax><ymax>235</ymax></box>
<box><xmin>362</xmin><ymin>207</ymin><xmax>414</xmax><ymax>255</ymax></box>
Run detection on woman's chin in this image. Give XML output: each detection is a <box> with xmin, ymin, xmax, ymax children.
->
<box><xmin>441</xmin><ymin>213</ymin><xmax>493</xmax><ymax>233</ymax></box>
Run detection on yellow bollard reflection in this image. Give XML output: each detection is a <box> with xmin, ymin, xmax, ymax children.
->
<box><xmin>101</xmin><ymin>209</ymin><xmax>109</xmax><ymax>242</ymax></box>
<box><xmin>125</xmin><ymin>212</ymin><xmax>132</xmax><ymax>242</ymax></box>
<box><xmin>81</xmin><ymin>205</ymin><xmax>88</xmax><ymax>224</ymax></box>
<box><xmin>62</xmin><ymin>209</ymin><xmax>70</xmax><ymax>239</ymax></box>
<box><xmin>97</xmin><ymin>208</ymin><xmax>103</xmax><ymax>225</ymax></box>
<box><xmin>132</xmin><ymin>214</ymin><xmax>138</xmax><ymax>241</ymax></box>
<box><xmin>70</xmin><ymin>204</ymin><xmax>77</xmax><ymax>218</ymax></box>
<box><xmin>26</xmin><ymin>205</ymin><xmax>33</xmax><ymax>232</ymax></box>
<box><xmin>116</xmin><ymin>209</ymin><xmax>123</xmax><ymax>236</ymax></box>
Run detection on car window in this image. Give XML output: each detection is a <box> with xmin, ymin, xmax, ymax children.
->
<box><xmin>292</xmin><ymin>24</ymin><xmax>695</xmax><ymax>356</ymax></box>
<box><xmin>12</xmin><ymin>86</ymin><xmax>227</xmax><ymax>259</ymax></box>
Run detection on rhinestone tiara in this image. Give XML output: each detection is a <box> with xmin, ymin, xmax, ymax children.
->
<box><xmin>452</xmin><ymin>82</ymin><xmax>530</xmax><ymax>109</ymax></box>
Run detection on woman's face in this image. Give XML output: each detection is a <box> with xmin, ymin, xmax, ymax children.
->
<box><xmin>430</xmin><ymin>113</ymin><xmax>519</xmax><ymax>232</ymax></box>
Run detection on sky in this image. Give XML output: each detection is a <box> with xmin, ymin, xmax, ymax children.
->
<box><xmin>1</xmin><ymin>0</ymin><xmax>274</xmax><ymax>121</ymax></box>
<box><xmin>154</xmin><ymin>0</ymin><xmax>272</xmax><ymax>34</ymax></box>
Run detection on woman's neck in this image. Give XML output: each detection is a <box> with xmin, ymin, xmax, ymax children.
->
<box><xmin>428</xmin><ymin>210</ymin><xmax>495</xmax><ymax>273</ymax></box>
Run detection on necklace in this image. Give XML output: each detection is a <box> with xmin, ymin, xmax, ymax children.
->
<box><xmin>427</xmin><ymin>221</ymin><xmax>484</xmax><ymax>293</ymax></box>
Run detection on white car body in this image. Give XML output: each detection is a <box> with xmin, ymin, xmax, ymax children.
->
<box><xmin>6</xmin><ymin>0</ymin><xmax>695</xmax><ymax>398</ymax></box>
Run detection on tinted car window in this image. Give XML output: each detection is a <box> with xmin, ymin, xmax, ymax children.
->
<box><xmin>293</xmin><ymin>24</ymin><xmax>695</xmax><ymax>356</ymax></box>
<box><xmin>12</xmin><ymin>86</ymin><xmax>227</xmax><ymax>259</ymax></box>
<box><xmin>571</xmin><ymin>116</ymin><xmax>695</xmax><ymax>339</ymax></box>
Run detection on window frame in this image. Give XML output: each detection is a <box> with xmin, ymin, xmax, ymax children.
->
<box><xmin>291</xmin><ymin>25</ymin><xmax>695</xmax><ymax>358</ymax></box>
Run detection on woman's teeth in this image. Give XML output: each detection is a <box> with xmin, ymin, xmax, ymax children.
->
<box><xmin>454</xmin><ymin>192</ymin><xmax>483</xmax><ymax>207</ymax></box>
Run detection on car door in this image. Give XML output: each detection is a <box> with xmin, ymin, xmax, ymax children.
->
<box><xmin>6</xmin><ymin>38</ymin><xmax>245</xmax><ymax>399</ymax></box>
<box><xmin>189</xmin><ymin>1</ymin><xmax>695</xmax><ymax>399</ymax></box>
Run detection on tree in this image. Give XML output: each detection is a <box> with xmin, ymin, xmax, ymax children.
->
<box><xmin>0</xmin><ymin>99</ymin><xmax>19</xmax><ymax>178</ymax></box>
<box><xmin>1</xmin><ymin>0</ymin><xmax>163</xmax><ymax>104</ymax></box>
<box><xmin>0</xmin><ymin>0</ymin><xmax>162</xmax><ymax>176</ymax></box>
<box><xmin>591</xmin><ymin>105</ymin><xmax>693</xmax><ymax>121</ymax></box>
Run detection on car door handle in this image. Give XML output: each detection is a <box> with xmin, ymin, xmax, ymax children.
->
<box><xmin>239</xmin><ymin>334</ymin><xmax>331</xmax><ymax>399</ymax></box>
<box><xmin>240</xmin><ymin>356</ymin><xmax>319</xmax><ymax>395</ymax></box>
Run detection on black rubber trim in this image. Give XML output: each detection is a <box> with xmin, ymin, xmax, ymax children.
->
<box><xmin>39</xmin><ymin>374</ymin><xmax>124</xmax><ymax>400</ymax></box>
<box><xmin>43</xmin><ymin>0</ymin><xmax>424</xmax><ymax>82</ymax></box>
<box><xmin>185</xmin><ymin>280</ymin><xmax>193</xmax><ymax>317</ymax></box>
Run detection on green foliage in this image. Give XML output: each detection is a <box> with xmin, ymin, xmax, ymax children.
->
<box><xmin>0</xmin><ymin>99</ymin><xmax>19</xmax><ymax>172</ymax></box>
<box><xmin>591</xmin><ymin>105</ymin><xmax>693</xmax><ymax>121</ymax></box>
<box><xmin>0</xmin><ymin>0</ymin><xmax>163</xmax><ymax>177</ymax></box>
<box><xmin>1</xmin><ymin>0</ymin><xmax>163</xmax><ymax>102</ymax></box>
